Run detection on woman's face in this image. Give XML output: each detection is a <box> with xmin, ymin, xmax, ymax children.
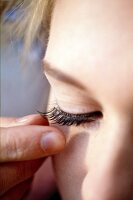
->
<box><xmin>44</xmin><ymin>0</ymin><xmax>133</xmax><ymax>199</ymax></box>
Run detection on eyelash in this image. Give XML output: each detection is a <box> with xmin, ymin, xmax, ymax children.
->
<box><xmin>39</xmin><ymin>106</ymin><xmax>103</xmax><ymax>127</ymax></box>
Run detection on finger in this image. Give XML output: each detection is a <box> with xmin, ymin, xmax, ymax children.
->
<box><xmin>27</xmin><ymin>158</ymin><xmax>57</xmax><ymax>200</ymax></box>
<box><xmin>1</xmin><ymin>178</ymin><xmax>33</xmax><ymax>200</ymax></box>
<box><xmin>0</xmin><ymin>125</ymin><xmax>66</xmax><ymax>162</ymax></box>
<box><xmin>0</xmin><ymin>117</ymin><xmax>17</xmax><ymax>127</ymax></box>
<box><xmin>0</xmin><ymin>159</ymin><xmax>43</xmax><ymax>196</ymax></box>
<box><xmin>1</xmin><ymin>114</ymin><xmax>49</xmax><ymax>128</ymax></box>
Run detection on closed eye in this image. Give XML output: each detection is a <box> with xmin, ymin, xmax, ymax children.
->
<box><xmin>39</xmin><ymin>106</ymin><xmax>103</xmax><ymax>127</ymax></box>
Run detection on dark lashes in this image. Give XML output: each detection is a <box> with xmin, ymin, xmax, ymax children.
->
<box><xmin>39</xmin><ymin>107</ymin><xmax>103</xmax><ymax>126</ymax></box>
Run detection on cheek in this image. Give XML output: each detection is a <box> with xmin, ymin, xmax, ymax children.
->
<box><xmin>52</xmin><ymin>132</ymin><xmax>89</xmax><ymax>199</ymax></box>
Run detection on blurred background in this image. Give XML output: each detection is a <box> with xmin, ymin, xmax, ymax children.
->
<box><xmin>1</xmin><ymin>2</ymin><xmax>50</xmax><ymax>117</ymax></box>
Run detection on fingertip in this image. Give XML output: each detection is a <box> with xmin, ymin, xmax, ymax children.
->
<box><xmin>40</xmin><ymin>131</ymin><xmax>66</xmax><ymax>154</ymax></box>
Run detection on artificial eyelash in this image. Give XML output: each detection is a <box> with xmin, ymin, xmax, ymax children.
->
<box><xmin>39</xmin><ymin>106</ymin><xmax>102</xmax><ymax>126</ymax></box>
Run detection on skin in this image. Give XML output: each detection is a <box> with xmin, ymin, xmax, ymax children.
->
<box><xmin>44</xmin><ymin>0</ymin><xmax>133</xmax><ymax>199</ymax></box>
<box><xmin>0</xmin><ymin>115</ymin><xmax>66</xmax><ymax>199</ymax></box>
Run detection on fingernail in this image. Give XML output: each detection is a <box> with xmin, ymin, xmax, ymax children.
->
<box><xmin>41</xmin><ymin>132</ymin><xmax>65</xmax><ymax>153</ymax></box>
<box><xmin>17</xmin><ymin>115</ymin><xmax>32</xmax><ymax>123</ymax></box>
<box><xmin>17</xmin><ymin>114</ymin><xmax>49</xmax><ymax>124</ymax></box>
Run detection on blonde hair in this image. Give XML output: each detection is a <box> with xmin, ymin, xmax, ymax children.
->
<box><xmin>1</xmin><ymin>0</ymin><xmax>54</xmax><ymax>52</ymax></box>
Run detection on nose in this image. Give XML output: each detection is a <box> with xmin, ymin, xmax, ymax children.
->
<box><xmin>82</xmin><ymin>118</ymin><xmax>133</xmax><ymax>200</ymax></box>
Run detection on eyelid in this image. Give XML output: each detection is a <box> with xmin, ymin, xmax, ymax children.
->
<box><xmin>52</xmin><ymin>105</ymin><xmax>98</xmax><ymax>116</ymax></box>
<box><xmin>55</xmin><ymin>99</ymin><xmax>101</xmax><ymax>114</ymax></box>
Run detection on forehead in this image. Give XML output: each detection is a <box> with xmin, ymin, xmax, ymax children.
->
<box><xmin>45</xmin><ymin>0</ymin><xmax>133</xmax><ymax>108</ymax></box>
<box><xmin>46</xmin><ymin>0</ymin><xmax>133</xmax><ymax>70</ymax></box>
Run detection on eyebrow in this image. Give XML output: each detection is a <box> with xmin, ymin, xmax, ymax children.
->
<box><xmin>43</xmin><ymin>60</ymin><xmax>86</xmax><ymax>90</ymax></box>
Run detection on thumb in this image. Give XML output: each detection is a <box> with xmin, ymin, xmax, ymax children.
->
<box><xmin>0</xmin><ymin>125</ymin><xmax>66</xmax><ymax>162</ymax></box>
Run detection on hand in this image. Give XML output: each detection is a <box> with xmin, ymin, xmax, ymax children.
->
<box><xmin>0</xmin><ymin>115</ymin><xmax>66</xmax><ymax>200</ymax></box>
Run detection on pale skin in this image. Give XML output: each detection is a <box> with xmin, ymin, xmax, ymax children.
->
<box><xmin>44</xmin><ymin>0</ymin><xmax>133</xmax><ymax>199</ymax></box>
<box><xmin>1</xmin><ymin>0</ymin><xmax>133</xmax><ymax>199</ymax></box>
<box><xmin>0</xmin><ymin>115</ymin><xmax>66</xmax><ymax>199</ymax></box>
